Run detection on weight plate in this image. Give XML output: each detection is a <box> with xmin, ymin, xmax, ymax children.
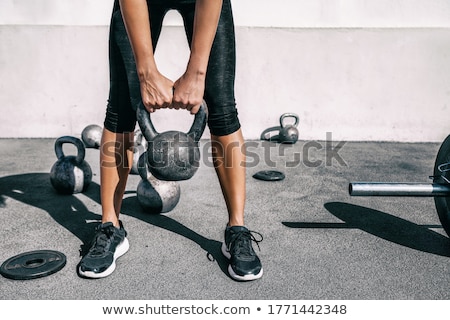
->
<box><xmin>433</xmin><ymin>134</ymin><xmax>450</xmax><ymax>238</ymax></box>
<box><xmin>252</xmin><ymin>170</ymin><xmax>285</xmax><ymax>181</ymax></box>
<box><xmin>0</xmin><ymin>250</ymin><xmax>66</xmax><ymax>280</ymax></box>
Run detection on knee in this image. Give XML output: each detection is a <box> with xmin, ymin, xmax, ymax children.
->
<box><xmin>207</xmin><ymin>104</ymin><xmax>241</xmax><ymax>136</ymax></box>
<box><xmin>104</xmin><ymin>102</ymin><xmax>137</xmax><ymax>134</ymax></box>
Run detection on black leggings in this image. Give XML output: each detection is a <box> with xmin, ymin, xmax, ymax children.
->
<box><xmin>104</xmin><ymin>0</ymin><xmax>240</xmax><ymax>136</ymax></box>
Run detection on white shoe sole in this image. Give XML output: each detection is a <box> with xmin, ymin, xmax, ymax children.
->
<box><xmin>221</xmin><ymin>242</ymin><xmax>263</xmax><ymax>281</ymax></box>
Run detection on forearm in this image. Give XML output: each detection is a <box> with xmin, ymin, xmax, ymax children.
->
<box><xmin>188</xmin><ymin>0</ymin><xmax>223</xmax><ymax>76</ymax></box>
<box><xmin>119</xmin><ymin>0</ymin><xmax>157</xmax><ymax>79</ymax></box>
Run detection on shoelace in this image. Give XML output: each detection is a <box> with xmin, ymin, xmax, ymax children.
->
<box><xmin>89</xmin><ymin>225</ymin><xmax>115</xmax><ymax>255</ymax></box>
<box><xmin>229</xmin><ymin>230</ymin><xmax>263</xmax><ymax>256</ymax></box>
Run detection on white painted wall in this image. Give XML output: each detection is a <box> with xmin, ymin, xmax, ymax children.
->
<box><xmin>2</xmin><ymin>0</ymin><xmax>450</xmax><ymax>28</ymax></box>
<box><xmin>1</xmin><ymin>1</ymin><xmax>450</xmax><ymax>142</ymax></box>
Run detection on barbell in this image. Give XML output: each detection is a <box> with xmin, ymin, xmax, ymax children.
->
<box><xmin>349</xmin><ymin>134</ymin><xmax>450</xmax><ymax>238</ymax></box>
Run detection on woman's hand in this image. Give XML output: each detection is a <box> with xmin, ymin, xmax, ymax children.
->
<box><xmin>172</xmin><ymin>70</ymin><xmax>205</xmax><ymax>114</ymax></box>
<box><xmin>139</xmin><ymin>69</ymin><xmax>174</xmax><ymax>113</ymax></box>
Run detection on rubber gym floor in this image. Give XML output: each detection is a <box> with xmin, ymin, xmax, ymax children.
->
<box><xmin>0</xmin><ymin>138</ymin><xmax>449</xmax><ymax>300</ymax></box>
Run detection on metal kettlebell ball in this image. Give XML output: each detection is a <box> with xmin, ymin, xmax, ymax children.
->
<box><xmin>81</xmin><ymin>124</ymin><xmax>102</xmax><ymax>149</ymax></box>
<box><xmin>130</xmin><ymin>128</ymin><xmax>147</xmax><ymax>175</ymax></box>
<box><xmin>136</xmin><ymin>101</ymin><xmax>207</xmax><ymax>181</ymax></box>
<box><xmin>136</xmin><ymin>152</ymin><xmax>181</xmax><ymax>214</ymax></box>
<box><xmin>50</xmin><ymin>136</ymin><xmax>92</xmax><ymax>194</ymax></box>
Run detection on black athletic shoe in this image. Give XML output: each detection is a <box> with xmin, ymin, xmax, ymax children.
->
<box><xmin>221</xmin><ymin>226</ymin><xmax>263</xmax><ymax>281</ymax></box>
<box><xmin>78</xmin><ymin>221</ymin><xmax>129</xmax><ymax>278</ymax></box>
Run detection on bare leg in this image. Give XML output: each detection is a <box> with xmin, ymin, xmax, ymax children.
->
<box><xmin>99</xmin><ymin>128</ymin><xmax>134</xmax><ymax>227</ymax></box>
<box><xmin>211</xmin><ymin>128</ymin><xmax>246</xmax><ymax>226</ymax></box>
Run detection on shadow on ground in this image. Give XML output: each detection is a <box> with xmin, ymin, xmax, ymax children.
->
<box><xmin>282</xmin><ymin>201</ymin><xmax>450</xmax><ymax>257</ymax></box>
<box><xmin>0</xmin><ymin>172</ymin><xmax>228</xmax><ymax>277</ymax></box>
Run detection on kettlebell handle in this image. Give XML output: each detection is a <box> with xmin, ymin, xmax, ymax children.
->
<box><xmin>280</xmin><ymin>113</ymin><xmax>299</xmax><ymax>128</ymax></box>
<box><xmin>136</xmin><ymin>100</ymin><xmax>208</xmax><ymax>142</ymax></box>
<box><xmin>136</xmin><ymin>101</ymin><xmax>159</xmax><ymax>141</ymax></box>
<box><xmin>187</xmin><ymin>101</ymin><xmax>208</xmax><ymax>142</ymax></box>
<box><xmin>260</xmin><ymin>126</ymin><xmax>281</xmax><ymax>141</ymax></box>
<box><xmin>54</xmin><ymin>136</ymin><xmax>86</xmax><ymax>164</ymax></box>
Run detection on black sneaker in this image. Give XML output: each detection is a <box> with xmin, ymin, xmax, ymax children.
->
<box><xmin>221</xmin><ymin>226</ymin><xmax>263</xmax><ymax>281</ymax></box>
<box><xmin>78</xmin><ymin>221</ymin><xmax>129</xmax><ymax>278</ymax></box>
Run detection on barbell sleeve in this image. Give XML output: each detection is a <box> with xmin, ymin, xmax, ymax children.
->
<box><xmin>349</xmin><ymin>182</ymin><xmax>450</xmax><ymax>197</ymax></box>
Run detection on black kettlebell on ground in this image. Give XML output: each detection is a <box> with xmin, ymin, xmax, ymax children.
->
<box><xmin>260</xmin><ymin>113</ymin><xmax>299</xmax><ymax>144</ymax></box>
<box><xmin>50</xmin><ymin>136</ymin><xmax>92</xmax><ymax>194</ymax></box>
<box><xmin>136</xmin><ymin>101</ymin><xmax>207</xmax><ymax>181</ymax></box>
<box><xmin>278</xmin><ymin>113</ymin><xmax>299</xmax><ymax>144</ymax></box>
<box><xmin>136</xmin><ymin>152</ymin><xmax>181</xmax><ymax>213</ymax></box>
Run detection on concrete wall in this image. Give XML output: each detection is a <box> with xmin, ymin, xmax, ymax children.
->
<box><xmin>1</xmin><ymin>0</ymin><xmax>450</xmax><ymax>142</ymax></box>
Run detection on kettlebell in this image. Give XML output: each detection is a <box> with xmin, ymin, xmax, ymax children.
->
<box><xmin>260</xmin><ymin>125</ymin><xmax>282</xmax><ymax>142</ymax></box>
<box><xmin>136</xmin><ymin>101</ymin><xmax>207</xmax><ymax>181</ymax></box>
<box><xmin>81</xmin><ymin>124</ymin><xmax>102</xmax><ymax>149</ymax></box>
<box><xmin>136</xmin><ymin>152</ymin><xmax>181</xmax><ymax>214</ymax></box>
<box><xmin>130</xmin><ymin>128</ymin><xmax>146</xmax><ymax>175</ymax></box>
<box><xmin>278</xmin><ymin>113</ymin><xmax>299</xmax><ymax>144</ymax></box>
<box><xmin>50</xmin><ymin>136</ymin><xmax>92</xmax><ymax>194</ymax></box>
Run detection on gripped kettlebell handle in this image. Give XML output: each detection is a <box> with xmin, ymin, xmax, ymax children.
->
<box><xmin>280</xmin><ymin>113</ymin><xmax>299</xmax><ymax>128</ymax></box>
<box><xmin>136</xmin><ymin>101</ymin><xmax>159</xmax><ymax>142</ymax></box>
<box><xmin>136</xmin><ymin>100</ymin><xmax>208</xmax><ymax>142</ymax></box>
<box><xmin>54</xmin><ymin>136</ymin><xmax>86</xmax><ymax>164</ymax></box>
<box><xmin>187</xmin><ymin>101</ymin><xmax>208</xmax><ymax>142</ymax></box>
